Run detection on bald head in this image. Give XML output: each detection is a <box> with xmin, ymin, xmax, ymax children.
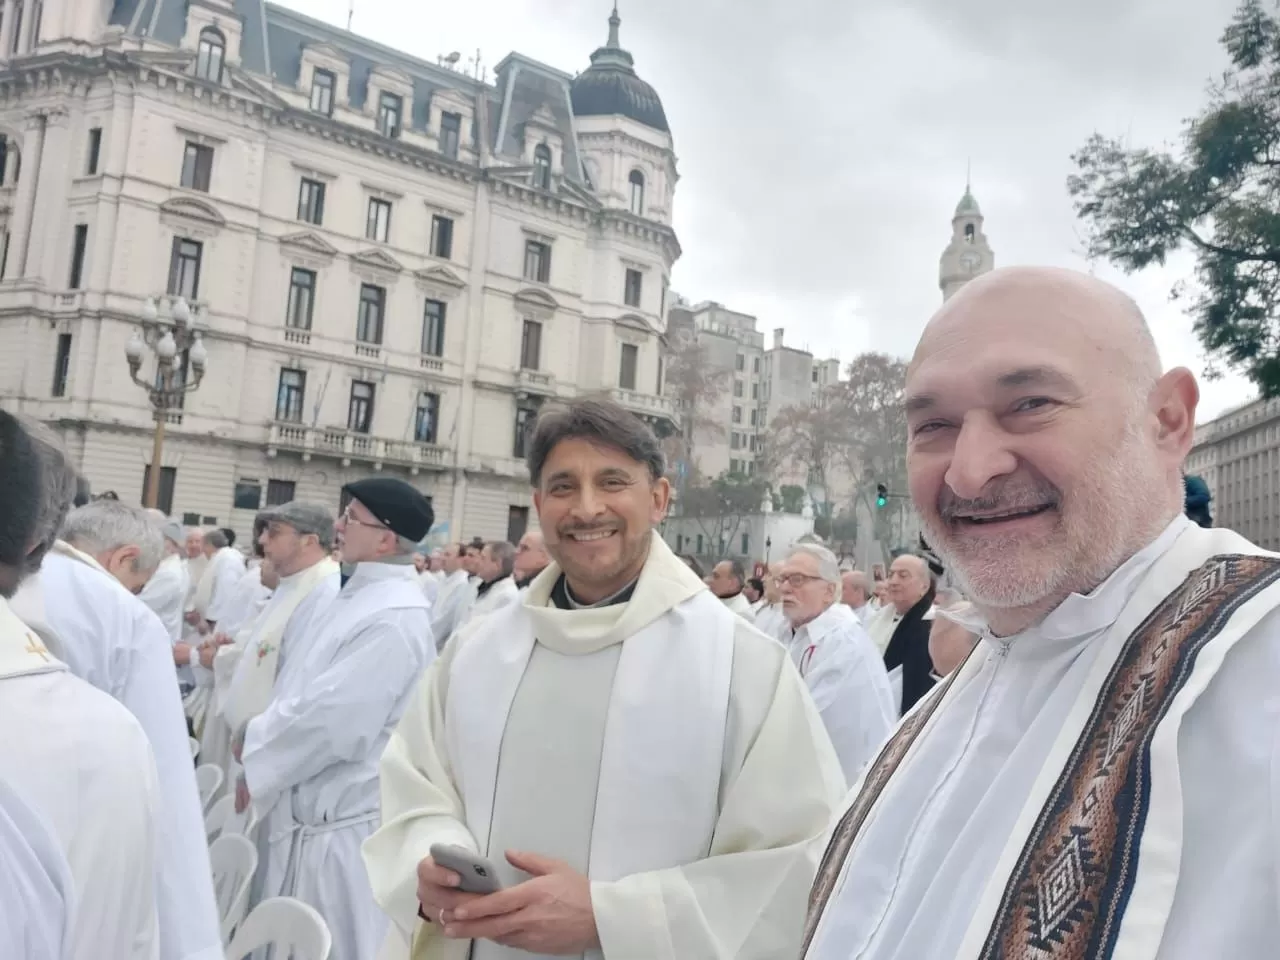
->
<box><xmin>841</xmin><ymin>569</ymin><xmax>872</xmax><ymax>608</ymax></box>
<box><xmin>905</xmin><ymin>265</ymin><xmax>1198</xmax><ymax>635</ymax></box>
<box><xmin>514</xmin><ymin>529</ymin><xmax>550</xmax><ymax>582</ymax></box>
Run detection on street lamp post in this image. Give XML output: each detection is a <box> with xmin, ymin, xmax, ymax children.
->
<box><xmin>124</xmin><ymin>296</ymin><xmax>209</xmax><ymax>509</ymax></box>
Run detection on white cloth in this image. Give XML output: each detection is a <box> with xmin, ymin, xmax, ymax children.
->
<box><xmin>242</xmin><ymin>563</ymin><xmax>434</xmax><ymax>960</ymax></box>
<box><xmin>429</xmin><ymin>569</ymin><xmax>475</xmax><ymax>649</ymax></box>
<box><xmin>864</xmin><ymin>604</ymin><xmax>900</xmax><ymax>656</ymax></box>
<box><xmin>204</xmin><ymin>547</ymin><xmax>246</xmax><ymax>623</ymax></box>
<box><xmin>462</xmin><ymin>576</ymin><xmax>519</xmax><ymax>626</ymax></box>
<box><xmin>753</xmin><ymin>601</ymin><xmax>787</xmax><ymax>638</ymax></box>
<box><xmin>847</xmin><ymin>602</ymin><xmax>872</xmax><ymax>627</ymax></box>
<box><xmin>9</xmin><ymin>546</ymin><xmax>222</xmax><ymax>960</ymax></box>
<box><xmin>418</xmin><ymin>569</ymin><xmax>441</xmax><ymax>605</ymax></box>
<box><xmin>806</xmin><ymin>517</ymin><xmax>1280</xmax><ymax>960</ymax></box>
<box><xmin>0</xmin><ymin>775</ymin><xmax>74</xmax><ymax>960</ymax></box>
<box><xmin>363</xmin><ymin>533</ymin><xmax>847</xmax><ymax>960</ymax></box>
<box><xmin>0</xmin><ymin>595</ymin><xmax>161</xmax><ymax>960</ymax></box>
<box><xmin>216</xmin><ymin>567</ymin><xmax>272</xmax><ymax>640</ymax></box>
<box><xmin>784</xmin><ymin>603</ymin><xmax>897</xmax><ymax>787</ymax></box>
<box><xmin>721</xmin><ymin>591</ymin><xmax>755</xmax><ymax>619</ymax></box>
<box><xmin>139</xmin><ymin>553</ymin><xmax>190</xmax><ymax>643</ymax></box>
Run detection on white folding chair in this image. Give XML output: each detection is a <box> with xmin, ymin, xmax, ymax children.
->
<box><xmin>205</xmin><ymin>794</ymin><xmax>233</xmax><ymax>842</ymax></box>
<box><xmin>209</xmin><ymin>833</ymin><xmax>258</xmax><ymax>945</ymax></box>
<box><xmin>194</xmin><ymin>763</ymin><xmax>224</xmax><ymax>813</ymax></box>
<box><xmin>189</xmin><ymin>735</ymin><xmax>201</xmax><ymax>761</ymax></box>
<box><xmin>224</xmin><ymin>896</ymin><xmax>331</xmax><ymax>960</ymax></box>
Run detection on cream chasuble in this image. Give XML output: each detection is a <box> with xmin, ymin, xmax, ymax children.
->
<box><xmin>804</xmin><ymin>518</ymin><xmax>1280</xmax><ymax>960</ymax></box>
<box><xmin>363</xmin><ymin>533</ymin><xmax>846</xmax><ymax>960</ymax></box>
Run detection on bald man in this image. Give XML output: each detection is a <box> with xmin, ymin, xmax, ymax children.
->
<box><xmin>513</xmin><ymin>530</ymin><xmax>550</xmax><ymax>588</ymax></box>
<box><xmin>840</xmin><ymin>570</ymin><xmax>873</xmax><ymax>626</ymax></box>
<box><xmin>803</xmin><ymin>267</ymin><xmax>1280</xmax><ymax>960</ymax></box>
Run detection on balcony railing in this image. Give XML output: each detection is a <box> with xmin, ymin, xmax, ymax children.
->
<box><xmin>515</xmin><ymin>369</ymin><xmax>555</xmax><ymax>395</ymax></box>
<box><xmin>267</xmin><ymin>421</ymin><xmax>447</xmax><ymax>471</ymax></box>
<box><xmin>609</xmin><ymin>387</ymin><xmax>677</xmax><ymax>420</ymax></box>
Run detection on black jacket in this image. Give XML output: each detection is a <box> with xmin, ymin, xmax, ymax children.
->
<box><xmin>882</xmin><ymin>586</ymin><xmax>937</xmax><ymax>715</ymax></box>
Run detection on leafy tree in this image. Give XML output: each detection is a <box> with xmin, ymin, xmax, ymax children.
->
<box><xmin>677</xmin><ymin>472</ymin><xmax>770</xmax><ymax>559</ymax></box>
<box><xmin>760</xmin><ymin>390</ymin><xmax>852</xmax><ymax>497</ymax></box>
<box><xmin>775</xmin><ymin>484</ymin><xmax>806</xmax><ymax>514</ymax></box>
<box><xmin>1068</xmin><ymin>0</ymin><xmax>1280</xmax><ymax>395</ymax></box>
<box><xmin>841</xmin><ymin>353</ymin><xmax>909</xmax><ymax>511</ymax></box>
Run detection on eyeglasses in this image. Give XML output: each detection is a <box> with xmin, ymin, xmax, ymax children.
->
<box><xmin>341</xmin><ymin>506</ymin><xmax>387</xmax><ymax>531</ymax></box>
<box><xmin>773</xmin><ymin>573</ymin><xmax>826</xmax><ymax>590</ymax></box>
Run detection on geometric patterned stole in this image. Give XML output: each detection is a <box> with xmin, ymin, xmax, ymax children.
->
<box><xmin>800</xmin><ymin>553</ymin><xmax>1280</xmax><ymax>959</ymax></box>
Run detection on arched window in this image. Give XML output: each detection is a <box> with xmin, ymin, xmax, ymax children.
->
<box><xmin>532</xmin><ymin>144</ymin><xmax>552</xmax><ymax>191</ymax></box>
<box><xmin>195</xmin><ymin>28</ymin><xmax>225</xmax><ymax>83</ymax></box>
<box><xmin>963</xmin><ymin>223</ymin><xmax>975</xmax><ymax>243</ymax></box>
<box><xmin>628</xmin><ymin>169</ymin><xmax>645</xmax><ymax>216</ymax></box>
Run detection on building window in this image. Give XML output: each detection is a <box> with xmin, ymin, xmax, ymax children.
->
<box><xmin>141</xmin><ymin>465</ymin><xmax>176</xmax><ymax>515</ymax></box>
<box><xmin>624</xmin><ymin>268</ymin><xmax>642</xmax><ymax>308</ymax></box>
<box><xmin>265</xmin><ymin>479</ymin><xmax>296</xmax><ymax>506</ymax></box>
<box><xmin>356</xmin><ymin>284</ymin><xmax>385</xmax><ymax>344</ymax></box>
<box><xmin>233</xmin><ymin>480</ymin><xmax>262</xmax><ymax>510</ymax></box>
<box><xmin>628</xmin><ymin>169</ymin><xmax>645</xmax><ymax>216</ymax></box>
<box><xmin>532</xmin><ymin>144</ymin><xmax>551</xmax><ymax>190</ymax></box>
<box><xmin>735</xmin><ymin>353</ymin><xmax>745</xmax><ymax>372</ymax></box>
<box><xmin>348</xmin><ymin>381</ymin><xmax>375</xmax><ymax>433</ymax></box>
<box><xmin>8</xmin><ymin>2</ymin><xmax>21</xmax><ymax>55</ymax></box>
<box><xmin>440</xmin><ymin>112</ymin><xmax>461</xmax><ymax>159</ymax></box>
<box><xmin>2</xmin><ymin>231</ymin><xmax>11</xmax><ymax>280</ymax></box>
<box><xmin>730</xmin><ymin>432</ymin><xmax>740</xmax><ymax>451</ymax></box>
<box><xmin>276</xmin><ymin>368</ymin><xmax>306</xmax><ymax>422</ymax></box>
<box><xmin>309</xmin><ymin>68</ymin><xmax>334</xmax><ymax>116</ymax></box>
<box><xmin>740</xmin><ymin>532</ymin><xmax>749</xmax><ymax>555</ymax></box>
<box><xmin>285</xmin><ymin>268</ymin><xmax>315</xmax><ymax>330</ymax></box>
<box><xmin>377</xmin><ymin>91</ymin><xmax>402</xmax><ymax>138</ymax></box>
<box><xmin>297</xmin><ymin>178</ymin><xmax>325</xmax><ymax>225</ymax></box>
<box><xmin>0</xmin><ymin>136</ymin><xmax>8</xmax><ymax>187</ymax></box>
<box><xmin>29</xmin><ymin>0</ymin><xmax>40</xmax><ymax>46</ymax></box>
<box><xmin>422</xmin><ymin>299</ymin><xmax>446</xmax><ymax>356</ymax></box>
<box><xmin>753</xmin><ymin>356</ymin><xmax>760</xmax><ymax>374</ymax></box>
<box><xmin>86</xmin><ymin>127</ymin><xmax>101</xmax><ymax>175</ymax></box>
<box><xmin>414</xmin><ymin>391</ymin><xmax>440</xmax><ymax>443</ymax></box>
<box><xmin>695</xmin><ymin>533</ymin><xmax>703</xmax><ymax>554</ymax></box>
<box><xmin>752</xmin><ymin>382</ymin><xmax>759</xmax><ymax>400</ymax></box>
<box><xmin>732</xmin><ymin>406</ymin><xmax>742</xmax><ymax>424</ymax></box>
<box><xmin>430</xmin><ymin>215</ymin><xmax>453</xmax><ymax>259</ymax></box>
<box><xmin>523</xmin><ymin>240</ymin><xmax>550</xmax><ymax>284</ymax></box>
<box><xmin>195</xmin><ymin>28</ymin><xmax>225</xmax><ymax>83</ymax></box>
<box><xmin>167</xmin><ymin>237</ymin><xmax>202</xmax><ymax>300</ymax></box>
<box><xmin>750</xmin><ymin>408</ymin><xmax>758</xmax><ymax>426</ymax></box>
<box><xmin>68</xmin><ymin>224</ymin><xmax>88</xmax><ymax>289</ymax></box>
<box><xmin>180</xmin><ymin>141</ymin><xmax>213</xmax><ymax>192</ymax></box>
<box><xmin>366</xmin><ymin>197</ymin><xmax>392</xmax><ymax>242</ymax></box>
<box><xmin>507</xmin><ymin>506</ymin><xmax>529</xmax><ymax>544</ymax></box>
<box><xmin>520</xmin><ymin>318</ymin><xmax>542</xmax><ymax>370</ymax></box>
<box><xmin>733</xmin><ymin>380</ymin><xmax>743</xmax><ymax>398</ymax></box>
<box><xmin>619</xmin><ymin>342</ymin><xmax>638</xmax><ymax>390</ymax></box>
<box><xmin>514</xmin><ymin>404</ymin><xmax>537</xmax><ymax>458</ymax></box>
<box><xmin>964</xmin><ymin>223</ymin><xmax>975</xmax><ymax>243</ymax></box>
<box><xmin>51</xmin><ymin>332</ymin><xmax>71</xmax><ymax>396</ymax></box>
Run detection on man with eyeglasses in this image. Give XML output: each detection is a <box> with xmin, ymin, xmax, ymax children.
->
<box><xmin>239</xmin><ymin>479</ymin><xmax>434</xmax><ymax>959</ymax></box>
<box><xmin>775</xmin><ymin>544</ymin><xmax>896</xmax><ymax>788</ymax></box>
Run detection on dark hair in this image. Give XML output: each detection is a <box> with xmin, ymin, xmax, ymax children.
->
<box><xmin>747</xmin><ymin>577</ymin><xmax>765</xmax><ymax>595</ymax></box>
<box><xmin>219</xmin><ymin>526</ymin><xmax>237</xmax><ymax>548</ymax></box>
<box><xmin>485</xmin><ymin>540</ymin><xmax>517</xmax><ymax>579</ymax></box>
<box><xmin>680</xmin><ymin>553</ymin><xmax>704</xmax><ymax>578</ymax></box>
<box><xmin>723</xmin><ymin>558</ymin><xmax>747</xmax><ymax>586</ymax></box>
<box><xmin>527</xmin><ymin>398</ymin><xmax>665</xmax><ymax>486</ymax></box>
<box><xmin>251</xmin><ymin>512</ymin><xmax>270</xmax><ymax>558</ymax></box>
<box><xmin>73</xmin><ymin>474</ymin><xmax>92</xmax><ymax>508</ymax></box>
<box><xmin>204</xmin><ymin>529</ymin><xmax>229</xmax><ymax>550</ymax></box>
<box><xmin>96</xmin><ymin>490</ymin><xmax>119</xmax><ymax>501</ymax></box>
<box><xmin>0</xmin><ymin>412</ymin><xmax>41</xmax><ymax>587</ymax></box>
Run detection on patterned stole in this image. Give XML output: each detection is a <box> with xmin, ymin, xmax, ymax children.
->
<box><xmin>801</xmin><ymin>552</ymin><xmax>1280</xmax><ymax>959</ymax></box>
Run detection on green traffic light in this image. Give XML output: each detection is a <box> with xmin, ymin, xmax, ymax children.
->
<box><xmin>876</xmin><ymin>495</ymin><xmax>887</xmax><ymax>508</ymax></box>
<box><xmin>875</xmin><ymin>483</ymin><xmax>888</xmax><ymax>508</ymax></box>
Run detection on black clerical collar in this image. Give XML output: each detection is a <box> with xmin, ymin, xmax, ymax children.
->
<box><xmin>550</xmin><ymin>574</ymin><xmax>638</xmax><ymax>610</ymax></box>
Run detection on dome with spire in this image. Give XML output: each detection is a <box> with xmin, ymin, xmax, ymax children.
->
<box><xmin>954</xmin><ymin>185</ymin><xmax>982</xmax><ymax>218</ymax></box>
<box><xmin>570</xmin><ymin>5</ymin><xmax>670</xmax><ymax>133</ymax></box>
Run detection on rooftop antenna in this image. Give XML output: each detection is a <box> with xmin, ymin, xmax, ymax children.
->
<box><xmin>346</xmin><ymin>0</ymin><xmax>354</xmax><ymax>31</ymax></box>
<box><xmin>965</xmin><ymin>157</ymin><xmax>972</xmax><ymax>193</ymax></box>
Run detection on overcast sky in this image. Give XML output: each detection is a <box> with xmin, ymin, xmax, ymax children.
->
<box><xmin>278</xmin><ymin>0</ymin><xmax>1253</xmax><ymax>420</ymax></box>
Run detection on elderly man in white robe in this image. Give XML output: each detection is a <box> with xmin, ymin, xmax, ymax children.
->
<box><xmin>706</xmin><ymin>558</ymin><xmax>755</xmax><ymax>618</ymax></box>
<box><xmin>240</xmin><ymin>478</ymin><xmax>434</xmax><ymax>959</ymax></box>
<box><xmin>802</xmin><ymin>266</ymin><xmax>1280</xmax><ymax>960</ymax></box>
<box><xmin>10</xmin><ymin>497</ymin><xmax>222</xmax><ymax>960</ymax></box>
<box><xmin>189</xmin><ymin>528</ymin><xmax>244</xmax><ymax>633</ymax></box>
<box><xmin>775</xmin><ymin>544</ymin><xmax>897</xmax><ymax>787</ymax></box>
<box><xmin>140</xmin><ymin>518</ymin><xmax>193</xmax><ymax>684</ymax></box>
<box><xmin>0</xmin><ymin>414</ymin><xmax>163</xmax><ymax>960</ymax></box>
<box><xmin>429</xmin><ymin>543</ymin><xmax>475</xmax><ymax>649</ymax></box>
<box><xmin>461</xmin><ymin>541</ymin><xmax>520</xmax><ymax>626</ymax></box>
<box><xmin>363</xmin><ymin>398</ymin><xmax>845</xmax><ymax>960</ymax></box>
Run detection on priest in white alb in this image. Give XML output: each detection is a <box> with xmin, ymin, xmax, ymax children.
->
<box><xmin>802</xmin><ymin>266</ymin><xmax>1280</xmax><ymax>960</ymax></box>
<box><xmin>240</xmin><ymin>478</ymin><xmax>434</xmax><ymax>959</ymax></box>
<box><xmin>0</xmin><ymin>412</ymin><xmax>161</xmax><ymax>960</ymax></box>
<box><xmin>429</xmin><ymin>544</ymin><xmax>475</xmax><ymax>650</ymax></box>
<box><xmin>10</xmin><ymin>496</ymin><xmax>221</xmax><ymax>960</ymax></box>
<box><xmin>190</xmin><ymin>528</ymin><xmax>244</xmax><ymax>633</ymax></box>
<box><xmin>363</xmin><ymin>398</ymin><xmax>846</xmax><ymax>960</ymax></box>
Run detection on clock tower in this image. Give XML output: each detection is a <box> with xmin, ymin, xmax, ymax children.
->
<box><xmin>939</xmin><ymin>182</ymin><xmax>995</xmax><ymax>301</ymax></box>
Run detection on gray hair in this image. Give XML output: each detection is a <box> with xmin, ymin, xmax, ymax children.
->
<box><xmin>486</xmin><ymin>540</ymin><xmax>517</xmax><ymax>579</ymax></box>
<box><xmin>394</xmin><ymin>535</ymin><xmax>421</xmax><ymax>558</ymax></box>
<box><xmin>20</xmin><ymin>417</ymin><xmax>79</xmax><ymax>576</ymax></box>
<box><xmin>787</xmin><ymin>543</ymin><xmax>841</xmax><ymax>585</ymax></box>
<box><xmin>61</xmin><ymin>500</ymin><xmax>165</xmax><ymax>575</ymax></box>
<box><xmin>203</xmin><ymin>529</ymin><xmax>229</xmax><ymax>550</ymax></box>
<box><xmin>719</xmin><ymin>558</ymin><xmax>747</xmax><ymax>588</ymax></box>
<box><xmin>527</xmin><ymin>397</ymin><xmax>665</xmax><ymax>486</ymax></box>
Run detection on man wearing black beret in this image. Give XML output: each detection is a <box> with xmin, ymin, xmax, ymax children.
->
<box><xmin>237</xmin><ymin>476</ymin><xmax>436</xmax><ymax>959</ymax></box>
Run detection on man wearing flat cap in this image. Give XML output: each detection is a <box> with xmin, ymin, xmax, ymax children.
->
<box><xmin>239</xmin><ymin>478</ymin><xmax>436</xmax><ymax>959</ymax></box>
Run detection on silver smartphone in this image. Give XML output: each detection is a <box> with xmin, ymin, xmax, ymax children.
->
<box><xmin>430</xmin><ymin>843</ymin><xmax>504</xmax><ymax>894</ymax></box>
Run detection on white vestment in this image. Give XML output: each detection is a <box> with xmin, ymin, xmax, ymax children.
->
<box><xmin>784</xmin><ymin>603</ymin><xmax>897</xmax><ymax>787</ymax></box>
<box><xmin>204</xmin><ymin>546</ymin><xmax>247</xmax><ymax>624</ymax></box>
<box><xmin>10</xmin><ymin>545</ymin><xmax>223</xmax><ymax>960</ymax></box>
<box><xmin>721</xmin><ymin>591</ymin><xmax>755</xmax><ymax>619</ymax></box>
<box><xmin>429</xmin><ymin>570</ymin><xmax>476</xmax><ymax>649</ymax></box>
<box><xmin>140</xmin><ymin>553</ymin><xmax>190</xmax><ymax>644</ymax></box>
<box><xmin>0</xmin><ymin>775</ymin><xmax>74</xmax><ymax>960</ymax></box>
<box><xmin>806</xmin><ymin>517</ymin><xmax>1280</xmax><ymax>960</ymax></box>
<box><xmin>418</xmin><ymin>569</ymin><xmax>441</xmax><ymax>605</ymax></box>
<box><xmin>753</xmin><ymin>601</ymin><xmax>787</xmax><ymax>639</ymax></box>
<box><xmin>864</xmin><ymin>604</ymin><xmax>900</xmax><ymax>656</ymax></box>
<box><xmin>0</xmin><ymin>595</ymin><xmax>160</xmax><ymax>960</ymax></box>
<box><xmin>242</xmin><ymin>563</ymin><xmax>434</xmax><ymax>960</ymax></box>
<box><xmin>363</xmin><ymin>533</ymin><xmax>846</xmax><ymax>960</ymax></box>
<box><xmin>462</xmin><ymin>575</ymin><xmax>519</xmax><ymax>627</ymax></box>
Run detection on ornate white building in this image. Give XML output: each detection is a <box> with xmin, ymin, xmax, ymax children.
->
<box><xmin>939</xmin><ymin>182</ymin><xmax>994</xmax><ymax>300</ymax></box>
<box><xmin>0</xmin><ymin>0</ymin><xmax>679</xmax><ymax>543</ymax></box>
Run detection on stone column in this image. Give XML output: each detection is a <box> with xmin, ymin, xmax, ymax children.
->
<box><xmin>0</xmin><ymin>0</ymin><xmax>17</xmax><ymax>59</ymax></box>
<box><xmin>10</xmin><ymin>109</ymin><xmax>44</xmax><ymax>278</ymax></box>
<box><xmin>33</xmin><ymin>107</ymin><xmax>71</xmax><ymax>286</ymax></box>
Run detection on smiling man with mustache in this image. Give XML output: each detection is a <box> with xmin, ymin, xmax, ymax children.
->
<box><xmin>364</xmin><ymin>397</ymin><xmax>845</xmax><ymax>960</ymax></box>
<box><xmin>802</xmin><ymin>265</ymin><xmax>1280</xmax><ymax>960</ymax></box>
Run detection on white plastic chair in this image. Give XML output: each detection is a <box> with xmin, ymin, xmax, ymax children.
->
<box><xmin>205</xmin><ymin>793</ymin><xmax>259</xmax><ymax>844</ymax></box>
<box><xmin>189</xmin><ymin>735</ymin><xmax>201</xmax><ymax>760</ymax></box>
<box><xmin>224</xmin><ymin>896</ymin><xmax>331</xmax><ymax>960</ymax></box>
<box><xmin>194</xmin><ymin>763</ymin><xmax>224</xmax><ymax>813</ymax></box>
<box><xmin>209</xmin><ymin>833</ymin><xmax>258</xmax><ymax>944</ymax></box>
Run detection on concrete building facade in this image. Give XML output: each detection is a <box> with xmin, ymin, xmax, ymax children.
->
<box><xmin>1186</xmin><ymin>396</ymin><xmax>1280</xmax><ymax>550</ymax></box>
<box><xmin>0</xmin><ymin>0</ymin><xmax>678</xmax><ymax>543</ymax></box>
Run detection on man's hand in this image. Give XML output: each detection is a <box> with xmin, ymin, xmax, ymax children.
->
<box><xmin>440</xmin><ymin>851</ymin><xmax>599</xmax><ymax>954</ymax></box>
<box><xmin>173</xmin><ymin>642</ymin><xmax>193</xmax><ymax>666</ymax></box>
<box><xmin>198</xmin><ymin>642</ymin><xmax>217</xmax><ymax>669</ymax></box>
<box><xmin>234</xmin><ymin>776</ymin><xmax>250</xmax><ymax>814</ymax></box>
<box><xmin>185</xmin><ymin>610</ymin><xmax>201</xmax><ymax>626</ymax></box>
<box><xmin>231</xmin><ymin>733</ymin><xmax>244</xmax><ymax>763</ymax></box>
<box><xmin>416</xmin><ymin>856</ymin><xmax>484</xmax><ymax>927</ymax></box>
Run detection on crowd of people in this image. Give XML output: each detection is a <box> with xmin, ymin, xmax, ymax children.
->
<box><xmin>2</xmin><ymin>263</ymin><xmax>1280</xmax><ymax>960</ymax></box>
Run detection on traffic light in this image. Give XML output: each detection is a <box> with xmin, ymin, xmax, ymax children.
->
<box><xmin>876</xmin><ymin>483</ymin><xmax>888</xmax><ymax>508</ymax></box>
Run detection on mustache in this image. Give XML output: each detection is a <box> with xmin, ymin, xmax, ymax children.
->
<box><xmin>937</xmin><ymin>480</ymin><xmax>1061</xmax><ymax>520</ymax></box>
